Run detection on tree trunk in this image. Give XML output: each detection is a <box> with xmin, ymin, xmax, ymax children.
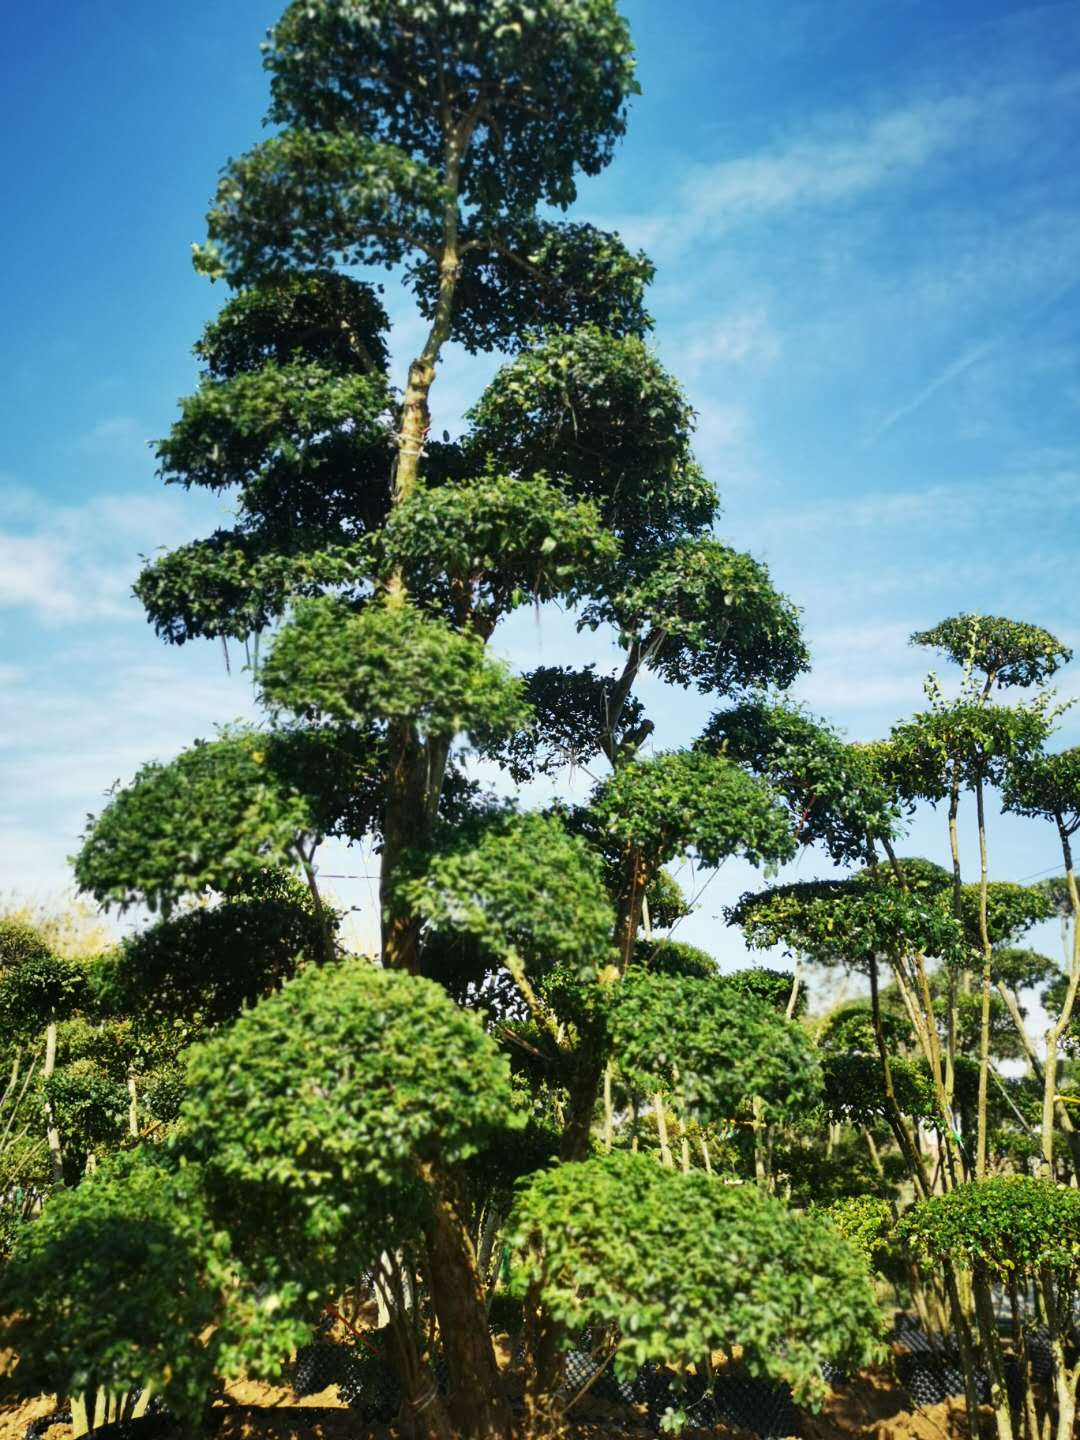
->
<box><xmin>975</xmin><ymin>775</ymin><xmax>996</xmax><ymax>1180</ymax></box>
<box><xmin>522</xmin><ymin>1280</ymin><xmax>566</xmax><ymax>1440</ymax></box>
<box><xmin>301</xmin><ymin>853</ymin><xmax>336</xmax><ymax>965</ymax></box>
<box><xmin>946</xmin><ymin>774</ymin><xmax>963</xmax><ymax>1115</ymax></box>
<box><xmin>871</xmin><ymin>952</ymin><xmax>983</xmax><ymax>1434</ymax></box>
<box><xmin>868</xmin><ymin>952</ymin><xmax>931</xmax><ymax>1196</ymax></box>
<box><xmin>974</xmin><ymin>1266</ymin><xmax>1014</xmax><ymax>1440</ymax></box>
<box><xmin>1008</xmin><ymin>1275</ymin><xmax>1041</xmax><ymax>1440</ymax></box>
<box><xmin>1039</xmin><ymin>1266</ymin><xmax>1080</xmax><ymax>1440</ymax></box>
<box><xmin>380</xmin><ymin>724</ymin><xmax>430</xmax><ymax>974</ymax></box>
<box><xmin>997</xmin><ymin>981</ymin><xmax>1080</xmax><ymax>1182</ymax></box>
<box><xmin>1042</xmin><ymin>836</ymin><xmax>1080</xmax><ymax>1177</ymax></box>
<box><xmin>422</xmin><ymin>1162</ymin><xmax>512</xmax><ymax>1440</ymax></box>
<box><xmin>654</xmin><ymin>1092</ymin><xmax>674</xmax><ymax>1169</ymax></box>
<box><xmin>42</xmin><ymin>1020</ymin><xmax>64</xmax><ymax>1188</ymax></box>
<box><xmin>559</xmin><ymin>1052</ymin><xmax>603</xmax><ymax>1162</ymax></box>
<box><xmin>880</xmin><ymin>839</ymin><xmax>961</xmax><ymax>1186</ymax></box>
<box><xmin>612</xmin><ymin>847</ymin><xmax>648</xmax><ymax>971</ymax></box>
<box><xmin>374</xmin><ymin>1259</ymin><xmax>455</xmax><ymax>1440</ymax></box>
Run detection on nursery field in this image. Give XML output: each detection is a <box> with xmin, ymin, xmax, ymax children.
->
<box><xmin>0</xmin><ymin>1329</ymin><xmax>1011</xmax><ymax>1440</ymax></box>
<box><xmin>3</xmin><ymin>4</ymin><xmax>1080</xmax><ymax>1440</ymax></box>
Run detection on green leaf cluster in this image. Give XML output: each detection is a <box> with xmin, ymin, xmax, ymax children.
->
<box><xmin>399</xmin><ymin>811</ymin><xmax>615</xmax><ymax>981</ymax></box>
<box><xmin>467</xmin><ymin>327</ymin><xmax>716</xmax><ymax>547</ymax></box>
<box><xmin>609</xmin><ymin>970</ymin><xmax>822</xmax><ymax>1124</ymax></box>
<box><xmin>729</xmin><ymin>876</ymin><xmax>968</xmax><ymax>970</ymax></box>
<box><xmin>888</xmin><ymin>701</ymin><xmax>1055</xmax><ymax>803</ymax></box>
<box><xmin>911</xmin><ymin>614</ymin><xmax>1071</xmax><ymax>690</ymax></box>
<box><xmin>821</xmin><ymin>1052</ymin><xmax>937</xmax><ymax>1125</ymax></box>
<box><xmin>701</xmin><ymin>701</ymin><xmax>898</xmax><ymax>864</ymax></box>
<box><xmin>260</xmin><ymin>598</ymin><xmax>531</xmax><ymax>742</ymax></box>
<box><xmin>898</xmin><ymin>1175</ymin><xmax>1080</xmax><ymax>1278</ymax></box>
<box><xmin>93</xmin><ymin>886</ymin><xmax>328</xmax><ymax>1027</ymax></box>
<box><xmin>821</xmin><ymin>1195</ymin><xmax>894</xmax><ymax>1266</ymax></box>
<box><xmin>265</xmin><ymin>0</ymin><xmax>638</xmax><ymax>216</ymax></box>
<box><xmin>482</xmin><ymin>664</ymin><xmax>648</xmax><ymax>783</ymax></box>
<box><xmin>0</xmin><ymin>1151</ymin><xmax>224</xmax><ymax>1424</ymax></box>
<box><xmin>510</xmin><ymin>1150</ymin><xmax>881</xmax><ymax>1405</ymax></box>
<box><xmin>1004</xmin><ymin>745</ymin><xmax>1080</xmax><ymax>834</ymax></box>
<box><xmin>422</xmin><ymin>219</ymin><xmax>652</xmax><ymax>353</ymax></box>
<box><xmin>588</xmin><ymin>539</ymin><xmax>808</xmax><ymax>696</ymax></box>
<box><xmin>0</xmin><ymin>949</ymin><xmax>86</xmax><ymax>1037</ymax></box>
<box><xmin>590</xmin><ymin>751</ymin><xmax>797</xmax><ymax>871</ymax></box>
<box><xmin>75</xmin><ymin>728</ymin><xmax>319</xmax><ymax>913</ymax></box>
<box><xmin>182</xmin><ymin>958</ymin><xmax>522</xmax><ymax>1275</ymax></box>
<box><xmin>381</xmin><ymin>468</ymin><xmax>618</xmax><ymax>623</ymax></box>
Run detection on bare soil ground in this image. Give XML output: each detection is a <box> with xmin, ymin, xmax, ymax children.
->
<box><xmin>0</xmin><ymin>1371</ymin><xmax>985</xmax><ymax>1440</ymax></box>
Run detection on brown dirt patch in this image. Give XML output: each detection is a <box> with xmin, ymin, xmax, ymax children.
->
<box><xmin>0</xmin><ymin>1370</ymin><xmax>995</xmax><ymax>1439</ymax></box>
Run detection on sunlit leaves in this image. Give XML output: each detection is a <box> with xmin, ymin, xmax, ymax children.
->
<box><xmin>195</xmin><ymin>271</ymin><xmax>390</xmax><ymax>379</ymax></box>
<box><xmin>197</xmin><ymin>130</ymin><xmax>446</xmax><ymax>286</ymax></box>
<box><xmin>259</xmin><ymin>598</ymin><xmax>531</xmax><ymax>743</ymax></box>
<box><xmin>898</xmin><ymin>1175</ymin><xmax>1080</xmax><ymax>1277</ymax></box>
<box><xmin>956</xmin><ymin>881</ymin><xmax>1054</xmax><ymax>950</ymax></box>
<box><xmin>912</xmin><ymin>614</ymin><xmax>1071</xmax><ymax>691</ymax></box>
<box><xmin>75</xmin><ymin>728</ymin><xmax>320</xmax><ymax>913</ymax></box>
<box><xmin>266</xmin><ymin>0</ymin><xmax>638</xmax><ymax>216</ymax></box>
<box><xmin>0</xmin><ymin>916</ymin><xmax>55</xmax><ymax>972</ymax></box>
<box><xmin>416</xmin><ymin>219</ymin><xmax>653</xmax><ymax>353</ymax></box>
<box><xmin>588</xmin><ymin>539</ymin><xmax>808</xmax><ymax>697</ymax></box>
<box><xmin>0</xmin><ymin>1152</ymin><xmax>224</xmax><ymax>1424</ymax></box>
<box><xmin>609</xmin><ymin>970</ymin><xmax>822</xmax><ymax>1124</ymax></box>
<box><xmin>0</xmin><ymin>949</ymin><xmax>87</xmax><ymax>1038</ymax></box>
<box><xmin>888</xmin><ymin>701</ymin><xmax>1056</xmax><ymax>804</ymax></box>
<box><xmin>155</xmin><ymin>360</ymin><xmax>390</xmax><ymax>494</ymax></box>
<box><xmin>701</xmin><ymin>701</ymin><xmax>897</xmax><ymax>863</ymax></box>
<box><xmin>380</xmin><ymin>469</ymin><xmax>618</xmax><ymax>623</ymax></box>
<box><xmin>136</xmin><ymin>527</ymin><xmax>373</xmax><ymax>645</ymax></box>
<box><xmin>729</xmin><ymin>876</ymin><xmax>969</xmax><ymax>970</ymax></box>
<box><xmin>182</xmin><ymin>958</ymin><xmax>521</xmax><ymax>1258</ymax></box>
<box><xmin>399</xmin><ymin>811</ymin><xmax>616</xmax><ymax>981</ymax></box>
<box><xmin>1004</xmin><ymin>745</ymin><xmax>1080</xmax><ymax>835</ymax></box>
<box><xmin>510</xmin><ymin>1150</ymin><xmax>881</xmax><ymax>1405</ymax></box>
<box><xmin>467</xmin><ymin>327</ymin><xmax>716</xmax><ymax>547</ymax></box>
<box><xmin>589</xmin><ymin>751</ymin><xmax>797</xmax><ymax>871</ymax></box>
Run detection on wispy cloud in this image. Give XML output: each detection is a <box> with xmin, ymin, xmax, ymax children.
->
<box><xmin>677</xmin><ymin>308</ymin><xmax>781</xmax><ymax>372</ymax></box>
<box><xmin>0</xmin><ymin>487</ymin><xmax>220</xmax><ymax>627</ymax></box>
<box><xmin>603</xmin><ymin>96</ymin><xmax>974</xmax><ymax>259</ymax></box>
<box><xmin>868</xmin><ymin>340</ymin><xmax>998</xmax><ymax>441</ymax></box>
<box><xmin>685</xmin><ymin>100</ymin><xmax>969</xmax><ymax>228</ymax></box>
<box><xmin>767</xmin><ymin>462</ymin><xmax>1080</xmax><ymax>539</ymax></box>
<box><xmin>71</xmin><ymin>415</ymin><xmax>149</xmax><ymax>456</ymax></box>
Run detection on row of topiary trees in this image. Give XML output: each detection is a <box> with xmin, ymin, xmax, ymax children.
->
<box><xmin>1</xmin><ymin>4</ymin><xmax>1079</xmax><ymax>1439</ymax></box>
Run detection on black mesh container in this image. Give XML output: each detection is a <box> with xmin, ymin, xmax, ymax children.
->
<box><xmin>712</xmin><ymin>1373</ymin><xmax>801</xmax><ymax>1439</ymax></box>
<box><xmin>24</xmin><ymin>1413</ymin><xmax>72</xmax><ymax>1440</ymax></box>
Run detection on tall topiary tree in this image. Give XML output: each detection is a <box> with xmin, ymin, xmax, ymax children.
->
<box><xmin>4</xmin><ymin>6</ymin><xmax>887</xmax><ymax>1438</ymax></box>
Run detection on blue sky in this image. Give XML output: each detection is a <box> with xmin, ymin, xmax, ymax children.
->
<box><xmin>3</xmin><ymin>1</ymin><xmax>1080</xmax><ymax>977</ymax></box>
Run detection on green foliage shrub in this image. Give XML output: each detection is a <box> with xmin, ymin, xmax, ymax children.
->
<box><xmin>510</xmin><ymin>1150</ymin><xmax>882</xmax><ymax>1405</ymax></box>
<box><xmin>0</xmin><ymin>1152</ymin><xmax>223</xmax><ymax>1424</ymax></box>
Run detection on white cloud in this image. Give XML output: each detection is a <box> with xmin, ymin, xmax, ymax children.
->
<box><xmin>684</xmin><ymin>100</ymin><xmax>969</xmax><ymax>230</ymax></box>
<box><xmin>0</xmin><ymin>487</ymin><xmax>218</xmax><ymax>627</ymax></box>
<box><xmin>767</xmin><ymin>463</ymin><xmax>1080</xmax><ymax>540</ymax></box>
<box><xmin>72</xmin><ymin>415</ymin><xmax>148</xmax><ymax>456</ymax></box>
<box><xmin>0</xmin><ymin>529</ymin><xmax>132</xmax><ymax>623</ymax></box>
<box><xmin>600</xmin><ymin>96</ymin><xmax>973</xmax><ymax>260</ymax></box>
<box><xmin>694</xmin><ymin>401</ymin><xmax>750</xmax><ymax>456</ymax></box>
<box><xmin>869</xmin><ymin>340</ymin><xmax>997</xmax><ymax>441</ymax></box>
<box><xmin>677</xmin><ymin>309</ymin><xmax>781</xmax><ymax>371</ymax></box>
